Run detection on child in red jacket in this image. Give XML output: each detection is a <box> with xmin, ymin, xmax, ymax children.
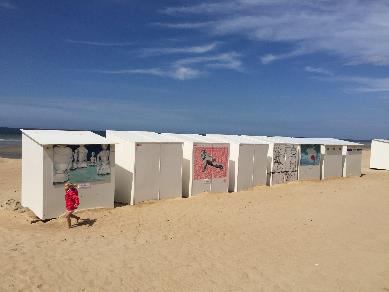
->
<box><xmin>64</xmin><ymin>182</ymin><xmax>80</xmax><ymax>228</ymax></box>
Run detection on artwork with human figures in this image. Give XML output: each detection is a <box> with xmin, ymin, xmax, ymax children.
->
<box><xmin>193</xmin><ymin>146</ymin><xmax>228</xmax><ymax>180</ymax></box>
<box><xmin>300</xmin><ymin>144</ymin><xmax>321</xmax><ymax>166</ymax></box>
<box><xmin>53</xmin><ymin>144</ymin><xmax>111</xmax><ymax>184</ymax></box>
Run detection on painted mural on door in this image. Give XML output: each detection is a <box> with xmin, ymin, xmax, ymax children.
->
<box><xmin>272</xmin><ymin>144</ymin><xmax>298</xmax><ymax>184</ymax></box>
<box><xmin>300</xmin><ymin>144</ymin><xmax>321</xmax><ymax>166</ymax></box>
<box><xmin>193</xmin><ymin>146</ymin><xmax>228</xmax><ymax>180</ymax></box>
<box><xmin>53</xmin><ymin>144</ymin><xmax>111</xmax><ymax>184</ymax></box>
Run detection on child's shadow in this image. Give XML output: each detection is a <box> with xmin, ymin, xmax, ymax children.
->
<box><xmin>74</xmin><ymin>218</ymin><xmax>96</xmax><ymax>227</ymax></box>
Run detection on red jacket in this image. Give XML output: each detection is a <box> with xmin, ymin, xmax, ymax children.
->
<box><xmin>65</xmin><ymin>188</ymin><xmax>80</xmax><ymax>211</ymax></box>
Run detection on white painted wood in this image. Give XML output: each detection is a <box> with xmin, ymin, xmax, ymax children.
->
<box><xmin>237</xmin><ymin>144</ymin><xmax>254</xmax><ymax>191</ymax></box>
<box><xmin>21</xmin><ymin>129</ymin><xmax>109</xmax><ymax>145</ymax></box>
<box><xmin>21</xmin><ymin>134</ymin><xmax>44</xmax><ymax>218</ymax></box>
<box><xmin>161</xmin><ymin>133</ymin><xmax>229</xmax><ymax>196</ymax></box>
<box><xmin>159</xmin><ymin>143</ymin><xmax>183</xmax><ymax>199</ymax></box>
<box><xmin>133</xmin><ymin>143</ymin><xmax>160</xmax><ymax>203</ymax></box>
<box><xmin>345</xmin><ymin>146</ymin><xmax>362</xmax><ymax>176</ymax></box>
<box><xmin>205</xmin><ymin>134</ymin><xmax>268</xmax><ymax>191</ymax></box>
<box><xmin>42</xmin><ymin>145</ymin><xmax>115</xmax><ymax>219</ymax></box>
<box><xmin>209</xmin><ymin>143</ymin><xmax>229</xmax><ymax>193</ymax></box>
<box><xmin>253</xmin><ymin>144</ymin><xmax>268</xmax><ymax>186</ymax></box>
<box><xmin>370</xmin><ymin>139</ymin><xmax>389</xmax><ymax>170</ymax></box>
<box><xmin>21</xmin><ymin>130</ymin><xmax>115</xmax><ymax>219</ymax></box>
<box><xmin>323</xmin><ymin>146</ymin><xmax>343</xmax><ymax>178</ymax></box>
<box><xmin>107</xmin><ymin>131</ymin><xmax>183</xmax><ymax>203</ymax></box>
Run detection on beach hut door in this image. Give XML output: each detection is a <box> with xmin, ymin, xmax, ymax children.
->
<box><xmin>324</xmin><ymin>146</ymin><xmax>343</xmax><ymax>178</ymax></box>
<box><xmin>345</xmin><ymin>146</ymin><xmax>362</xmax><ymax>177</ymax></box>
<box><xmin>237</xmin><ymin>144</ymin><xmax>254</xmax><ymax>191</ymax></box>
<box><xmin>210</xmin><ymin>143</ymin><xmax>229</xmax><ymax>193</ymax></box>
<box><xmin>253</xmin><ymin>145</ymin><xmax>268</xmax><ymax>186</ymax></box>
<box><xmin>159</xmin><ymin>144</ymin><xmax>183</xmax><ymax>199</ymax></box>
<box><xmin>191</xmin><ymin>143</ymin><xmax>212</xmax><ymax>194</ymax></box>
<box><xmin>134</xmin><ymin>143</ymin><xmax>160</xmax><ymax>203</ymax></box>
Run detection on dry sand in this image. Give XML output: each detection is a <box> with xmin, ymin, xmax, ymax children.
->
<box><xmin>1</xmin><ymin>149</ymin><xmax>389</xmax><ymax>291</ymax></box>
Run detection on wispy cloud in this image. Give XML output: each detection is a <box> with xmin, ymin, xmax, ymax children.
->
<box><xmin>0</xmin><ymin>0</ymin><xmax>16</xmax><ymax>9</ymax></box>
<box><xmin>152</xmin><ymin>21</ymin><xmax>214</xmax><ymax>29</ymax></box>
<box><xmin>140</xmin><ymin>42</ymin><xmax>218</xmax><ymax>56</ymax></box>
<box><xmin>304</xmin><ymin>66</ymin><xmax>333</xmax><ymax>76</ymax></box>
<box><xmin>160</xmin><ymin>0</ymin><xmax>291</xmax><ymax>15</ymax></box>
<box><xmin>159</xmin><ymin>0</ymin><xmax>389</xmax><ymax>66</ymax></box>
<box><xmin>90</xmin><ymin>66</ymin><xmax>202</xmax><ymax>80</ymax></box>
<box><xmin>65</xmin><ymin>39</ymin><xmax>133</xmax><ymax>47</ymax></box>
<box><xmin>174</xmin><ymin>52</ymin><xmax>243</xmax><ymax>71</ymax></box>
<box><xmin>261</xmin><ymin>48</ymin><xmax>306</xmax><ymax>64</ymax></box>
<box><xmin>338</xmin><ymin>76</ymin><xmax>389</xmax><ymax>93</ymax></box>
<box><xmin>85</xmin><ymin>52</ymin><xmax>242</xmax><ymax>80</ymax></box>
<box><xmin>308</xmin><ymin>72</ymin><xmax>389</xmax><ymax>93</ymax></box>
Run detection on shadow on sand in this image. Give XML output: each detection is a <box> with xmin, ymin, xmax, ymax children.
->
<box><xmin>73</xmin><ymin>218</ymin><xmax>97</xmax><ymax>227</ymax></box>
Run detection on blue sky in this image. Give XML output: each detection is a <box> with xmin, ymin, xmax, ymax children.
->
<box><xmin>1</xmin><ymin>0</ymin><xmax>389</xmax><ymax>139</ymax></box>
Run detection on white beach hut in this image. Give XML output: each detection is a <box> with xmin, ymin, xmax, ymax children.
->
<box><xmin>160</xmin><ymin>133</ymin><xmax>229</xmax><ymax>197</ymax></box>
<box><xmin>258</xmin><ymin>137</ymin><xmax>324</xmax><ymax>181</ymax></box>
<box><xmin>370</xmin><ymin>139</ymin><xmax>389</xmax><ymax>170</ymax></box>
<box><xmin>286</xmin><ymin>138</ymin><xmax>323</xmax><ymax>181</ymax></box>
<box><xmin>205</xmin><ymin>134</ymin><xmax>269</xmax><ymax>192</ymax></box>
<box><xmin>243</xmin><ymin>136</ymin><xmax>299</xmax><ymax>185</ymax></box>
<box><xmin>106</xmin><ymin>131</ymin><xmax>183</xmax><ymax>204</ymax></box>
<box><xmin>311</xmin><ymin>138</ymin><xmax>363</xmax><ymax>178</ymax></box>
<box><xmin>21</xmin><ymin>129</ymin><xmax>115</xmax><ymax>219</ymax></box>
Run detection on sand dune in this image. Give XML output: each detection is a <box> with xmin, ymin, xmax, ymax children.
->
<box><xmin>1</xmin><ymin>150</ymin><xmax>389</xmax><ymax>291</ymax></box>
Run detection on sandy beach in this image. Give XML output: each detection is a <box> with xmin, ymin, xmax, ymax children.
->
<box><xmin>1</xmin><ymin>148</ymin><xmax>389</xmax><ymax>291</ymax></box>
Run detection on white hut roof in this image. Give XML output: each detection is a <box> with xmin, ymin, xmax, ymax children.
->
<box><xmin>242</xmin><ymin>135</ymin><xmax>362</xmax><ymax>146</ymax></box>
<box><xmin>20</xmin><ymin>129</ymin><xmax>110</xmax><ymax>145</ymax></box>
<box><xmin>373</xmin><ymin>139</ymin><xmax>389</xmax><ymax>144</ymax></box>
<box><xmin>106</xmin><ymin>130</ymin><xmax>182</xmax><ymax>143</ymax></box>
<box><xmin>299</xmin><ymin>138</ymin><xmax>363</xmax><ymax>146</ymax></box>
<box><xmin>205</xmin><ymin>134</ymin><xmax>268</xmax><ymax>145</ymax></box>
<box><xmin>176</xmin><ymin>134</ymin><xmax>230</xmax><ymax>144</ymax></box>
<box><xmin>159</xmin><ymin>133</ymin><xmax>222</xmax><ymax>144</ymax></box>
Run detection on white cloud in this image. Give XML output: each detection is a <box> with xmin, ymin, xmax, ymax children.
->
<box><xmin>172</xmin><ymin>67</ymin><xmax>201</xmax><ymax>80</ymax></box>
<box><xmin>174</xmin><ymin>52</ymin><xmax>243</xmax><ymax>71</ymax></box>
<box><xmin>261</xmin><ymin>48</ymin><xmax>306</xmax><ymax>64</ymax></box>
<box><xmin>160</xmin><ymin>0</ymin><xmax>389</xmax><ymax>65</ymax></box>
<box><xmin>339</xmin><ymin>76</ymin><xmax>389</xmax><ymax>93</ymax></box>
<box><xmin>151</xmin><ymin>22</ymin><xmax>214</xmax><ymax>29</ymax></box>
<box><xmin>65</xmin><ymin>39</ymin><xmax>133</xmax><ymax>47</ymax></box>
<box><xmin>304</xmin><ymin>66</ymin><xmax>333</xmax><ymax>76</ymax></box>
<box><xmin>90</xmin><ymin>66</ymin><xmax>202</xmax><ymax>80</ymax></box>
<box><xmin>309</xmin><ymin>74</ymin><xmax>389</xmax><ymax>93</ymax></box>
<box><xmin>160</xmin><ymin>0</ymin><xmax>290</xmax><ymax>15</ymax></box>
<box><xmin>85</xmin><ymin>52</ymin><xmax>242</xmax><ymax>80</ymax></box>
<box><xmin>140</xmin><ymin>42</ymin><xmax>218</xmax><ymax>56</ymax></box>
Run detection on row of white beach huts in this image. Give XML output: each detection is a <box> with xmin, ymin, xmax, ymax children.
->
<box><xmin>21</xmin><ymin>129</ymin><xmax>382</xmax><ymax>219</ymax></box>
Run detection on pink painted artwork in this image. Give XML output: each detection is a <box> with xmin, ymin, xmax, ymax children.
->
<box><xmin>193</xmin><ymin>146</ymin><xmax>228</xmax><ymax>180</ymax></box>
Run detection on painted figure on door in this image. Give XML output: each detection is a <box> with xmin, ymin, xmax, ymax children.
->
<box><xmin>76</xmin><ymin>145</ymin><xmax>88</xmax><ymax>168</ymax></box>
<box><xmin>97</xmin><ymin>144</ymin><xmax>111</xmax><ymax>175</ymax></box>
<box><xmin>200</xmin><ymin>149</ymin><xmax>224</xmax><ymax>172</ymax></box>
<box><xmin>193</xmin><ymin>146</ymin><xmax>228</xmax><ymax>180</ymax></box>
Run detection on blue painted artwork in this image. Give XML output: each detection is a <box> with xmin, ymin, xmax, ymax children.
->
<box><xmin>300</xmin><ymin>144</ymin><xmax>321</xmax><ymax>166</ymax></box>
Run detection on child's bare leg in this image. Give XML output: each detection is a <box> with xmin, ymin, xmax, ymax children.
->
<box><xmin>65</xmin><ymin>213</ymin><xmax>71</xmax><ymax>228</ymax></box>
<box><xmin>70</xmin><ymin>213</ymin><xmax>80</xmax><ymax>222</ymax></box>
